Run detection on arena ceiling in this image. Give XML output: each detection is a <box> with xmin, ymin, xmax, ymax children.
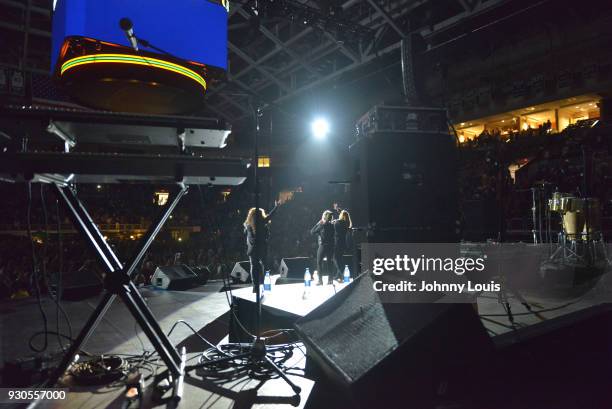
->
<box><xmin>206</xmin><ymin>0</ymin><xmax>510</xmax><ymax>123</ymax></box>
<box><xmin>1</xmin><ymin>0</ymin><xmax>523</xmax><ymax>123</ymax></box>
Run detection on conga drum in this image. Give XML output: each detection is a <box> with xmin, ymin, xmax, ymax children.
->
<box><xmin>549</xmin><ymin>192</ymin><xmax>567</xmax><ymax>212</ymax></box>
<box><xmin>562</xmin><ymin>210</ymin><xmax>584</xmax><ymax>237</ymax></box>
<box><xmin>560</xmin><ymin>195</ymin><xmax>579</xmax><ymax>213</ymax></box>
<box><xmin>582</xmin><ymin>198</ymin><xmax>601</xmax><ymax>234</ymax></box>
<box><xmin>562</xmin><ymin>198</ymin><xmax>601</xmax><ymax>238</ymax></box>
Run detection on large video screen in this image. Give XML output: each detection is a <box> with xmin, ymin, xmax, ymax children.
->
<box><xmin>52</xmin><ymin>0</ymin><xmax>228</xmax><ymax>71</ymax></box>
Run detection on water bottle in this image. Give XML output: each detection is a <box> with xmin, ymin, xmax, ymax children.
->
<box><xmin>304</xmin><ymin>268</ymin><xmax>311</xmax><ymax>288</ymax></box>
<box><xmin>263</xmin><ymin>270</ymin><xmax>271</xmax><ymax>292</ymax></box>
<box><xmin>312</xmin><ymin>270</ymin><xmax>319</xmax><ymax>286</ymax></box>
<box><xmin>303</xmin><ymin>268</ymin><xmax>311</xmax><ymax>299</ymax></box>
<box><xmin>343</xmin><ymin>265</ymin><xmax>350</xmax><ymax>283</ymax></box>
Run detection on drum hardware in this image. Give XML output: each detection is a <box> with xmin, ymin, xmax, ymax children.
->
<box><xmin>531</xmin><ymin>187</ymin><xmax>539</xmax><ymax>244</ymax></box>
<box><xmin>530</xmin><ymin>183</ymin><xmax>553</xmax><ymax>245</ymax></box>
<box><xmin>546</xmin><ymin>196</ymin><xmax>607</xmax><ymax>265</ymax></box>
<box><xmin>525</xmin><ymin>185</ymin><xmax>609</xmax><ymax>265</ymax></box>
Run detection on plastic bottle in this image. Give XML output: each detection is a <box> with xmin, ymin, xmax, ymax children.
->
<box><xmin>312</xmin><ymin>270</ymin><xmax>319</xmax><ymax>286</ymax></box>
<box><xmin>264</xmin><ymin>270</ymin><xmax>271</xmax><ymax>292</ymax></box>
<box><xmin>303</xmin><ymin>268</ymin><xmax>311</xmax><ymax>299</ymax></box>
<box><xmin>343</xmin><ymin>265</ymin><xmax>350</xmax><ymax>283</ymax></box>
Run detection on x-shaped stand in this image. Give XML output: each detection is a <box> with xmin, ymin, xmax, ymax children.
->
<box><xmin>44</xmin><ymin>183</ymin><xmax>189</xmax><ymax>402</ymax></box>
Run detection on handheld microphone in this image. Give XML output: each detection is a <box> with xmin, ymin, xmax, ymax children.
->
<box><xmin>119</xmin><ymin>18</ymin><xmax>139</xmax><ymax>51</ymax></box>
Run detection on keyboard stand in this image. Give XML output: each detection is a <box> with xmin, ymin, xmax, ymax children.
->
<box><xmin>43</xmin><ymin>182</ymin><xmax>189</xmax><ymax>404</ymax></box>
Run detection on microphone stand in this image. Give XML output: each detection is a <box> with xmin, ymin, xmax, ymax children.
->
<box><xmin>188</xmin><ymin>99</ymin><xmax>301</xmax><ymax>396</ymax></box>
<box><xmin>120</xmin><ymin>18</ymin><xmax>181</xmax><ymax>59</ymax></box>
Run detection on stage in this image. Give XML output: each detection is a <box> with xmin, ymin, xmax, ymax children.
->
<box><xmin>1</xmin><ymin>277</ymin><xmax>612</xmax><ymax>409</ymax></box>
<box><xmin>0</xmin><ymin>282</ymin><xmax>314</xmax><ymax>409</ymax></box>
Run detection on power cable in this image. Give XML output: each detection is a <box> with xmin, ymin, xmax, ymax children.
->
<box><xmin>27</xmin><ymin>182</ymin><xmax>48</xmax><ymax>353</ymax></box>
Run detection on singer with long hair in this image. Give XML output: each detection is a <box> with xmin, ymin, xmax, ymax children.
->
<box><xmin>332</xmin><ymin>210</ymin><xmax>352</xmax><ymax>281</ymax></box>
<box><xmin>243</xmin><ymin>200</ymin><xmax>280</xmax><ymax>291</ymax></box>
<box><xmin>310</xmin><ymin>210</ymin><xmax>335</xmax><ymax>281</ymax></box>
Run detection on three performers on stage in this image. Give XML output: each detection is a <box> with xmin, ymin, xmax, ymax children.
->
<box><xmin>243</xmin><ymin>200</ymin><xmax>352</xmax><ymax>289</ymax></box>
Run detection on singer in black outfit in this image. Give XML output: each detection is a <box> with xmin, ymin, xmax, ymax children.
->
<box><xmin>332</xmin><ymin>210</ymin><xmax>352</xmax><ymax>281</ymax></box>
<box><xmin>310</xmin><ymin>210</ymin><xmax>335</xmax><ymax>280</ymax></box>
<box><xmin>243</xmin><ymin>201</ymin><xmax>280</xmax><ymax>291</ymax></box>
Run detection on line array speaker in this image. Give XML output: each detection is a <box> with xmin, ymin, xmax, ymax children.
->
<box><xmin>350</xmin><ymin>128</ymin><xmax>458</xmax><ymax>243</ymax></box>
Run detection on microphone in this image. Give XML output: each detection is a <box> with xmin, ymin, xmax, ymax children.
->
<box><xmin>119</xmin><ymin>18</ymin><xmax>138</xmax><ymax>51</ymax></box>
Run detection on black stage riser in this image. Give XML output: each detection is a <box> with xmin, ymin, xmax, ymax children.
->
<box><xmin>478</xmin><ymin>306</ymin><xmax>612</xmax><ymax>407</ymax></box>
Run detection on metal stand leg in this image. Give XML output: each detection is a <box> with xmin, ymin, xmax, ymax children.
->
<box><xmin>44</xmin><ymin>183</ymin><xmax>189</xmax><ymax>399</ymax></box>
<box><xmin>263</xmin><ymin>354</ymin><xmax>302</xmax><ymax>394</ymax></box>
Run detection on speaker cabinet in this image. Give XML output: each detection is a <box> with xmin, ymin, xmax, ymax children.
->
<box><xmin>294</xmin><ymin>273</ymin><xmax>493</xmax><ymax>407</ymax></box>
<box><xmin>350</xmin><ymin>130</ymin><xmax>458</xmax><ymax>243</ymax></box>
<box><xmin>50</xmin><ymin>270</ymin><xmax>102</xmax><ymax>301</ymax></box>
<box><xmin>280</xmin><ymin>257</ymin><xmax>313</xmax><ymax>279</ymax></box>
<box><xmin>188</xmin><ymin>265</ymin><xmax>211</xmax><ymax>285</ymax></box>
<box><xmin>151</xmin><ymin>265</ymin><xmax>200</xmax><ymax>290</ymax></box>
<box><xmin>230</xmin><ymin>261</ymin><xmax>251</xmax><ymax>283</ymax></box>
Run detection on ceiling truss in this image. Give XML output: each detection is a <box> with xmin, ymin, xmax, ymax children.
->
<box><xmin>0</xmin><ymin>0</ymin><xmax>510</xmax><ymax>124</ymax></box>
<box><xmin>210</xmin><ymin>0</ymin><xmax>508</xmax><ymax>123</ymax></box>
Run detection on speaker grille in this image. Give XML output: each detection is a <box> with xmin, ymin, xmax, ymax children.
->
<box><xmin>295</xmin><ymin>274</ymin><xmax>452</xmax><ymax>383</ymax></box>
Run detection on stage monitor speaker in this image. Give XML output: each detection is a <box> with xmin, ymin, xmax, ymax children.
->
<box><xmin>350</xmin><ymin>129</ymin><xmax>458</xmax><ymax>243</ymax></box>
<box><xmin>294</xmin><ymin>273</ymin><xmax>493</xmax><ymax>408</ymax></box>
<box><xmin>230</xmin><ymin>261</ymin><xmax>251</xmax><ymax>283</ymax></box>
<box><xmin>280</xmin><ymin>257</ymin><xmax>313</xmax><ymax>279</ymax></box>
<box><xmin>184</xmin><ymin>265</ymin><xmax>210</xmax><ymax>285</ymax></box>
<box><xmin>50</xmin><ymin>270</ymin><xmax>102</xmax><ymax>301</ymax></box>
<box><xmin>151</xmin><ymin>265</ymin><xmax>200</xmax><ymax>290</ymax></box>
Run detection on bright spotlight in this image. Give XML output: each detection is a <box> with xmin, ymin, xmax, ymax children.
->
<box><xmin>311</xmin><ymin>118</ymin><xmax>330</xmax><ymax>139</ymax></box>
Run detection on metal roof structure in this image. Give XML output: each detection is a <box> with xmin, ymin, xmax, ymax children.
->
<box><xmin>0</xmin><ymin>0</ymin><xmax>511</xmax><ymax>123</ymax></box>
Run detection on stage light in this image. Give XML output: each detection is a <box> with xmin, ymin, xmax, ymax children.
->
<box><xmin>311</xmin><ymin>118</ymin><xmax>330</xmax><ymax>139</ymax></box>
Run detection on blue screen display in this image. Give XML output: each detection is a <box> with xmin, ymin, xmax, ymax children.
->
<box><xmin>52</xmin><ymin>0</ymin><xmax>228</xmax><ymax>71</ymax></box>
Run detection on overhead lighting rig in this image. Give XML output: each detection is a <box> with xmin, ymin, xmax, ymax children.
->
<box><xmin>252</xmin><ymin>0</ymin><xmax>374</xmax><ymax>41</ymax></box>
